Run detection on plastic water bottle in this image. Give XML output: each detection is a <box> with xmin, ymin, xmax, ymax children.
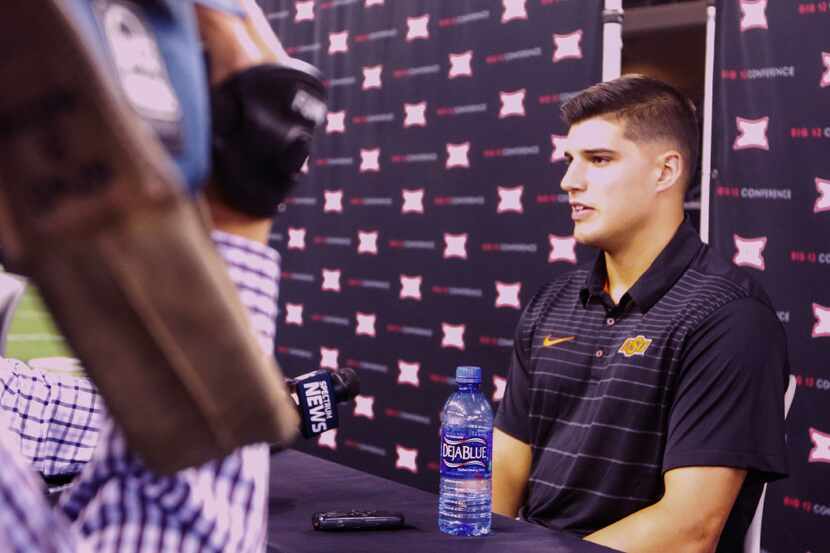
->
<box><xmin>438</xmin><ymin>366</ymin><xmax>493</xmax><ymax>536</ymax></box>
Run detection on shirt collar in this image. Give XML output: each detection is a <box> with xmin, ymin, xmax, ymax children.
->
<box><xmin>579</xmin><ymin>218</ymin><xmax>703</xmax><ymax>313</ymax></box>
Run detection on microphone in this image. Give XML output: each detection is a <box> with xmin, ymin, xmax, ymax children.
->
<box><xmin>285</xmin><ymin>368</ymin><xmax>360</xmax><ymax>438</ymax></box>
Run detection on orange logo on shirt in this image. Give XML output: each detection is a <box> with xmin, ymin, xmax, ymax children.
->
<box><xmin>542</xmin><ymin>335</ymin><xmax>576</xmax><ymax>347</ymax></box>
<box><xmin>618</xmin><ymin>335</ymin><xmax>652</xmax><ymax>358</ymax></box>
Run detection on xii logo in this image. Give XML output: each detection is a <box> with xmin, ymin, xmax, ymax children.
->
<box><xmin>733</xmin><ymin>235</ymin><xmax>767</xmax><ymax>271</ymax></box>
<box><xmin>734</xmin><ymin>117</ymin><xmax>769</xmax><ymax>150</ymax></box>
<box><xmin>295</xmin><ymin>0</ymin><xmax>314</xmax><ymax>22</ymax></box>
<box><xmin>739</xmin><ymin>0</ymin><xmax>768</xmax><ymax>32</ymax></box>
<box><xmin>809</xmin><ymin>428</ymin><xmax>830</xmax><ymax>464</ymax></box>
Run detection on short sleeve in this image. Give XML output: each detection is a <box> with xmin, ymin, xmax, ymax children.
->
<box><xmin>494</xmin><ymin>287</ymin><xmax>548</xmax><ymax>444</ymax></box>
<box><xmin>663</xmin><ymin>297</ymin><xmax>789</xmax><ymax>481</ymax></box>
<box><xmin>494</xmin><ymin>348</ymin><xmax>532</xmax><ymax>443</ymax></box>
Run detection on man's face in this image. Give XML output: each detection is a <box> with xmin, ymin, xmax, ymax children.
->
<box><xmin>560</xmin><ymin>116</ymin><xmax>662</xmax><ymax>252</ymax></box>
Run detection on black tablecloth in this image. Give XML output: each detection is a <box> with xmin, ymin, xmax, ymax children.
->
<box><xmin>267</xmin><ymin>450</ymin><xmax>617</xmax><ymax>553</ymax></box>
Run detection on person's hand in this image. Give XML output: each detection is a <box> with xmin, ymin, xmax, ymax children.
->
<box><xmin>195</xmin><ymin>0</ymin><xmax>290</xmax><ymax>85</ymax></box>
<box><xmin>194</xmin><ymin>0</ymin><xmax>327</xmax><ymax>241</ymax></box>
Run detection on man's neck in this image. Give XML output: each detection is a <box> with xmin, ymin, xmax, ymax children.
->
<box><xmin>604</xmin><ymin>215</ymin><xmax>683</xmax><ymax>304</ymax></box>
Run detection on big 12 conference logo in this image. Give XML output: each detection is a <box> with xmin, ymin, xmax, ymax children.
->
<box><xmin>492</xmin><ymin>375</ymin><xmax>507</xmax><ymax>402</ymax></box>
<box><xmin>324</xmin><ymin>189</ymin><xmax>344</xmax><ymax>213</ymax></box>
<box><xmin>397</xmin><ymin>360</ymin><xmax>420</xmax><ymax>387</ymax></box>
<box><xmin>548</xmin><ymin>234</ymin><xmax>577</xmax><ymax>264</ymax></box>
<box><xmin>318</xmin><ymin>429</ymin><xmax>338</xmax><ymax>450</ymax></box>
<box><xmin>448</xmin><ymin>51</ymin><xmax>473</xmax><ymax>79</ymax></box>
<box><xmin>446</xmin><ymin>142</ymin><xmax>471</xmax><ymax>169</ymax></box>
<box><xmin>501</xmin><ymin>0</ymin><xmax>527</xmax><ymax>23</ymax></box>
<box><xmin>320</xmin><ymin>346</ymin><xmax>339</xmax><ymax>369</ymax></box>
<box><xmin>443</xmin><ymin>233</ymin><xmax>468</xmax><ymax>259</ymax></box>
<box><xmin>734</xmin><ymin>117</ymin><xmax>769</xmax><ymax>150</ymax></box>
<box><xmin>441</xmin><ymin>323</ymin><xmax>466</xmax><ymax>350</ymax></box>
<box><xmin>403</xmin><ymin>101</ymin><xmax>427</xmax><ymax>128</ymax></box>
<box><xmin>285</xmin><ymin>303</ymin><xmax>304</xmax><ymax>326</ymax></box>
<box><xmin>808</xmin><ymin>427</ymin><xmax>830</xmax><ymax>463</ymax></box>
<box><xmin>497</xmin><ymin>186</ymin><xmax>524</xmax><ymax>214</ymax></box>
<box><xmin>499</xmin><ymin>89</ymin><xmax>526</xmax><ymax>118</ymax></box>
<box><xmin>362</xmin><ymin>65</ymin><xmax>383</xmax><ymax>90</ymax></box>
<box><xmin>739</xmin><ymin>0</ymin><xmax>768</xmax><ymax>32</ymax></box>
<box><xmin>360</xmin><ymin>148</ymin><xmax>381</xmax><ymax>172</ymax></box>
<box><xmin>813</xmin><ymin>303</ymin><xmax>830</xmax><ymax>338</ymax></box>
<box><xmin>732</xmin><ymin>234</ymin><xmax>766</xmax><ymax>270</ymax></box>
<box><xmin>406</xmin><ymin>14</ymin><xmax>430</xmax><ymax>41</ymax></box>
<box><xmin>550</xmin><ymin>134</ymin><xmax>568</xmax><ymax>163</ymax></box>
<box><xmin>321</xmin><ymin>268</ymin><xmax>342</xmax><ymax>292</ymax></box>
<box><xmin>552</xmin><ymin>31</ymin><xmax>583</xmax><ymax>63</ymax></box>
<box><xmin>815</xmin><ymin>177</ymin><xmax>830</xmax><ymax>213</ymax></box>
<box><xmin>495</xmin><ymin>282</ymin><xmax>521</xmax><ymax>309</ymax></box>
<box><xmin>401</xmin><ymin>188</ymin><xmax>425</xmax><ymax>214</ymax></box>
<box><xmin>395</xmin><ymin>445</ymin><xmax>418</xmax><ymax>473</ymax></box>
<box><xmin>400</xmin><ymin>275</ymin><xmax>423</xmax><ymax>300</ymax></box>
<box><xmin>326</xmin><ymin>111</ymin><xmax>346</xmax><ymax>134</ymax></box>
<box><xmin>353</xmin><ymin>395</ymin><xmax>375</xmax><ymax>419</ymax></box>
<box><xmin>287</xmin><ymin>227</ymin><xmax>307</xmax><ymax>250</ymax></box>
<box><xmin>355</xmin><ymin>312</ymin><xmax>377</xmax><ymax>337</ymax></box>
<box><xmin>328</xmin><ymin>31</ymin><xmax>349</xmax><ymax>54</ymax></box>
<box><xmin>295</xmin><ymin>0</ymin><xmax>314</xmax><ymax>22</ymax></box>
<box><xmin>357</xmin><ymin>230</ymin><xmax>379</xmax><ymax>255</ymax></box>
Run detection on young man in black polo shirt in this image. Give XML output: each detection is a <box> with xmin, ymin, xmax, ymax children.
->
<box><xmin>492</xmin><ymin>75</ymin><xmax>789</xmax><ymax>553</ymax></box>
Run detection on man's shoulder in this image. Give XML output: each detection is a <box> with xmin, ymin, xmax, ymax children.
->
<box><xmin>521</xmin><ymin>267</ymin><xmax>589</xmax><ymax>324</ymax></box>
<box><xmin>537</xmin><ymin>266</ymin><xmax>589</xmax><ymax>302</ymax></box>
<box><xmin>670</xmin><ymin>244</ymin><xmax>778</xmax><ymax>329</ymax></box>
<box><xmin>691</xmin><ymin>244</ymin><xmax>772</xmax><ymax>297</ymax></box>
<box><xmin>513</xmin><ymin>268</ymin><xmax>587</xmax><ymax>353</ymax></box>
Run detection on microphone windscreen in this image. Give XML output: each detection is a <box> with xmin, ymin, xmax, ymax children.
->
<box><xmin>331</xmin><ymin>367</ymin><xmax>360</xmax><ymax>401</ymax></box>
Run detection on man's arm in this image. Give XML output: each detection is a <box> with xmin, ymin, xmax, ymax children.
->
<box><xmin>492</xmin><ymin>284</ymin><xmax>558</xmax><ymax>519</ymax></box>
<box><xmin>195</xmin><ymin>0</ymin><xmax>284</xmax><ymax>244</ymax></box>
<box><xmin>492</xmin><ymin>428</ymin><xmax>532</xmax><ymax>517</ymax></box>
<box><xmin>584</xmin><ymin>466</ymin><xmax>746</xmax><ymax>553</ymax></box>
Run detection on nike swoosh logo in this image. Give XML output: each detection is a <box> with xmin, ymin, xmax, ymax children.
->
<box><xmin>543</xmin><ymin>335</ymin><xmax>576</xmax><ymax>347</ymax></box>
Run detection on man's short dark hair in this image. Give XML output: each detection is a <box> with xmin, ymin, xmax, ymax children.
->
<box><xmin>561</xmin><ymin>74</ymin><xmax>700</xmax><ymax>188</ymax></box>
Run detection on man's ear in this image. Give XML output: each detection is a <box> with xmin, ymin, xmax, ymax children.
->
<box><xmin>655</xmin><ymin>149</ymin><xmax>684</xmax><ymax>193</ymax></box>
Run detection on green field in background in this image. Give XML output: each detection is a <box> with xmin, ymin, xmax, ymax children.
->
<box><xmin>4</xmin><ymin>279</ymin><xmax>73</xmax><ymax>361</ymax></box>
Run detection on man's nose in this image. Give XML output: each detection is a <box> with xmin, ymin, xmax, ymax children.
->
<box><xmin>560</xmin><ymin>161</ymin><xmax>585</xmax><ymax>192</ymax></box>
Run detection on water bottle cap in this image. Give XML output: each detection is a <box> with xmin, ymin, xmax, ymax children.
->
<box><xmin>455</xmin><ymin>366</ymin><xmax>482</xmax><ymax>384</ymax></box>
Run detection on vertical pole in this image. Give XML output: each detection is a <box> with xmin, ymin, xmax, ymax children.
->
<box><xmin>700</xmin><ymin>1</ymin><xmax>717</xmax><ymax>244</ymax></box>
<box><xmin>602</xmin><ymin>0</ymin><xmax>623</xmax><ymax>82</ymax></box>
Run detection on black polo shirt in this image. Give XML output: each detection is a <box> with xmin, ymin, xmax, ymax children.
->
<box><xmin>496</xmin><ymin>220</ymin><xmax>789</xmax><ymax>552</ymax></box>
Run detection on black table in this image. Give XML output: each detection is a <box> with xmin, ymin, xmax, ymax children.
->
<box><xmin>267</xmin><ymin>450</ymin><xmax>617</xmax><ymax>553</ymax></box>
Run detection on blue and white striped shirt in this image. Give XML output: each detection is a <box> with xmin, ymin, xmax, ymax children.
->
<box><xmin>0</xmin><ymin>358</ymin><xmax>104</xmax><ymax>477</ymax></box>
<box><xmin>0</xmin><ymin>419</ymin><xmax>81</xmax><ymax>553</ymax></box>
<box><xmin>0</xmin><ymin>230</ymin><xmax>281</xmax><ymax>552</ymax></box>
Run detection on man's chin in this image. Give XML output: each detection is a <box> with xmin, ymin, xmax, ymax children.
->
<box><xmin>572</xmin><ymin>227</ymin><xmax>599</xmax><ymax>249</ymax></box>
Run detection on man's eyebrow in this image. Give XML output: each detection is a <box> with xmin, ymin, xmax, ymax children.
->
<box><xmin>579</xmin><ymin>148</ymin><xmax>617</xmax><ymax>156</ymax></box>
<box><xmin>563</xmin><ymin>148</ymin><xmax>617</xmax><ymax>159</ymax></box>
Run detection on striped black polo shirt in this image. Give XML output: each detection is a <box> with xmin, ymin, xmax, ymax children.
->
<box><xmin>496</xmin><ymin>220</ymin><xmax>789</xmax><ymax>551</ymax></box>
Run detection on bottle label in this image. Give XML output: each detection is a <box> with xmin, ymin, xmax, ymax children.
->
<box><xmin>440</xmin><ymin>430</ymin><xmax>492</xmax><ymax>478</ymax></box>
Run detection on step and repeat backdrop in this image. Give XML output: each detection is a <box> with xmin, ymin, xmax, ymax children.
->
<box><xmin>260</xmin><ymin>0</ymin><xmax>603</xmax><ymax>490</ymax></box>
<box><xmin>711</xmin><ymin>1</ymin><xmax>830</xmax><ymax>551</ymax></box>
